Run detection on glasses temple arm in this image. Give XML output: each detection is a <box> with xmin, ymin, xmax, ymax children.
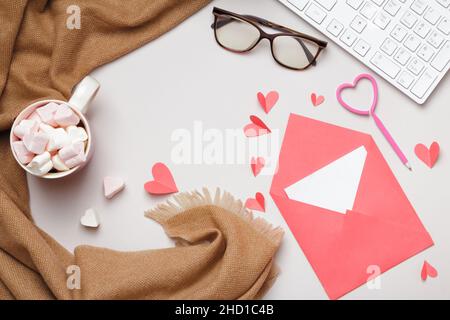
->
<box><xmin>212</xmin><ymin>15</ymin><xmax>316</xmax><ymax>66</ymax></box>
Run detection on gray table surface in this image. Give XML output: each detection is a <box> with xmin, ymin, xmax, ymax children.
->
<box><xmin>30</xmin><ymin>0</ymin><xmax>450</xmax><ymax>299</ymax></box>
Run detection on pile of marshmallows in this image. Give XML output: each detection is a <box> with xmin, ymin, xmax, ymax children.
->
<box><xmin>12</xmin><ymin>102</ymin><xmax>88</xmax><ymax>176</ymax></box>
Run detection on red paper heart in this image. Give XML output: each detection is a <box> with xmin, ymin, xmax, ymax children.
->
<box><xmin>243</xmin><ymin>115</ymin><xmax>271</xmax><ymax>137</ymax></box>
<box><xmin>421</xmin><ymin>260</ymin><xmax>438</xmax><ymax>281</ymax></box>
<box><xmin>257</xmin><ymin>91</ymin><xmax>279</xmax><ymax>114</ymax></box>
<box><xmin>251</xmin><ymin>157</ymin><xmax>265</xmax><ymax>177</ymax></box>
<box><xmin>311</xmin><ymin>93</ymin><xmax>325</xmax><ymax>107</ymax></box>
<box><xmin>415</xmin><ymin>141</ymin><xmax>440</xmax><ymax>168</ymax></box>
<box><xmin>144</xmin><ymin>162</ymin><xmax>178</xmax><ymax>195</ymax></box>
<box><xmin>245</xmin><ymin>192</ymin><xmax>265</xmax><ymax>212</ymax></box>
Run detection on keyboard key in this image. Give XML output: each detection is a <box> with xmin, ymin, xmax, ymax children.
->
<box><xmin>431</xmin><ymin>41</ymin><xmax>450</xmax><ymax>71</ymax></box>
<box><xmin>428</xmin><ymin>31</ymin><xmax>445</xmax><ymax>48</ymax></box>
<box><xmin>381</xmin><ymin>38</ymin><xmax>398</xmax><ymax>55</ymax></box>
<box><xmin>408</xmin><ymin>57</ymin><xmax>425</xmax><ymax>74</ymax></box>
<box><xmin>371</xmin><ymin>0</ymin><xmax>386</xmax><ymax>6</ymax></box>
<box><xmin>404</xmin><ymin>34</ymin><xmax>421</xmax><ymax>51</ymax></box>
<box><xmin>316</xmin><ymin>0</ymin><xmax>337</xmax><ymax>11</ymax></box>
<box><xmin>288</xmin><ymin>0</ymin><xmax>310</xmax><ymax>11</ymax></box>
<box><xmin>438</xmin><ymin>17</ymin><xmax>450</xmax><ymax>35</ymax></box>
<box><xmin>305</xmin><ymin>3</ymin><xmax>327</xmax><ymax>24</ymax></box>
<box><xmin>391</xmin><ymin>24</ymin><xmax>407</xmax><ymax>41</ymax></box>
<box><xmin>327</xmin><ymin>19</ymin><xmax>344</xmax><ymax>36</ymax></box>
<box><xmin>371</xmin><ymin>51</ymin><xmax>401</xmax><ymax>78</ymax></box>
<box><xmin>417</xmin><ymin>44</ymin><xmax>435</xmax><ymax>61</ymax></box>
<box><xmin>394</xmin><ymin>47</ymin><xmax>411</xmax><ymax>65</ymax></box>
<box><xmin>410</xmin><ymin>0</ymin><xmax>428</xmax><ymax>15</ymax></box>
<box><xmin>401</xmin><ymin>11</ymin><xmax>418</xmax><ymax>28</ymax></box>
<box><xmin>424</xmin><ymin>7</ymin><xmax>441</xmax><ymax>25</ymax></box>
<box><xmin>414</xmin><ymin>21</ymin><xmax>431</xmax><ymax>38</ymax></box>
<box><xmin>397</xmin><ymin>71</ymin><xmax>415</xmax><ymax>88</ymax></box>
<box><xmin>436</xmin><ymin>0</ymin><xmax>450</xmax><ymax>8</ymax></box>
<box><xmin>346</xmin><ymin>0</ymin><xmax>364</xmax><ymax>10</ymax></box>
<box><xmin>374</xmin><ymin>11</ymin><xmax>391</xmax><ymax>29</ymax></box>
<box><xmin>340</xmin><ymin>29</ymin><xmax>358</xmax><ymax>46</ymax></box>
<box><xmin>411</xmin><ymin>69</ymin><xmax>437</xmax><ymax>98</ymax></box>
<box><xmin>351</xmin><ymin>15</ymin><xmax>367</xmax><ymax>33</ymax></box>
<box><xmin>361</xmin><ymin>2</ymin><xmax>378</xmax><ymax>19</ymax></box>
<box><xmin>354</xmin><ymin>39</ymin><xmax>371</xmax><ymax>56</ymax></box>
<box><xmin>384</xmin><ymin>0</ymin><xmax>401</xmax><ymax>16</ymax></box>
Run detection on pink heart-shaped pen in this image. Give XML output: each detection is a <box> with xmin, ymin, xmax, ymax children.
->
<box><xmin>336</xmin><ymin>73</ymin><xmax>378</xmax><ymax>115</ymax></box>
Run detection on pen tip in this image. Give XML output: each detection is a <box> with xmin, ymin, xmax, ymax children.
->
<box><xmin>406</xmin><ymin>163</ymin><xmax>412</xmax><ymax>171</ymax></box>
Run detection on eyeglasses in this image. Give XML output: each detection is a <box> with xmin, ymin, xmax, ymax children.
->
<box><xmin>212</xmin><ymin>7</ymin><xmax>327</xmax><ymax>71</ymax></box>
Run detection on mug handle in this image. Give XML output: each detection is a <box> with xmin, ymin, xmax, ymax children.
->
<box><xmin>68</xmin><ymin>76</ymin><xmax>100</xmax><ymax>114</ymax></box>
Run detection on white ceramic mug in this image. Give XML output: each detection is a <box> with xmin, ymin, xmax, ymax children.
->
<box><xmin>10</xmin><ymin>76</ymin><xmax>100</xmax><ymax>179</ymax></box>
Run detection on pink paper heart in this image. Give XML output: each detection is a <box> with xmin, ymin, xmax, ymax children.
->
<box><xmin>311</xmin><ymin>93</ymin><xmax>325</xmax><ymax>107</ymax></box>
<box><xmin>257</xmin><ymin>91</ymin><xmax>279</xmax><ymax>113</ymax></box>
<box><xmin>245</xmin><ymin>192</ymin><xmax>265</xmax><ymax>212</ymax></box>
<box><xmin>415</xmin><ymin>141</ymin><xmax>440</xmax><ymax>168</ymax></box>
<box><xmin>144</xmin><ymin>162</ymin><xmax>178</xmax><ymax>195</ymax></box>
<box><xmin>243</xmin><ymin>115</ymin><xmax>271</xmax><ymax>137</ymax></box>
<box><xmin>251</xmin><ymin>157</ymin><xmax>265</xmax><ymax>177</ymax></box>
<box><xmin>421</xmin><ymin>260</ymin><xmax>438</xmax><ymax>281</ymax></box>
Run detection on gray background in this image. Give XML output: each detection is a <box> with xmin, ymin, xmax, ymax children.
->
<box><xmin>29</xmin><ymin>0</ymin><xmax>450</xmax><ymax>299</ymax></box>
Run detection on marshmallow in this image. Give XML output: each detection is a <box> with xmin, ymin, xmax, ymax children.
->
<box><xmin>23</xmin><ymin>131</ymin><xmax>49</xmax><ymax>154</ymax></box>
<box><xmin>27</xmin><ymin>152</ymin><xmax>53</xmax><ymax>176</ymax></box>
<box><xmin>13</xmin><ymin>119</ymin><xmax>39</xmax><ymax>139</ymax></box>
<box><xmin>58</xmin><ymin>141</ymin><xmax>84</xmax><ymax>161</ymax></box>
<box><xmin>51</xmin><ymin>154</ymin><xmax>69</xmax><ymax>171</ymax></box>
<box><xmin>58</xmin><ymin>141</ymin><xmax>85</xmax><ymax>169</ymax></box>
<box><xmin>66</xmin><ymin>125</ymin><xmax>88</xmax><ymax>143</ymax></box>
<box><xmin>12</xmin><ymin>141</ymin><xmax>34</xmax><ymax>164</ymax></box>
<box><xmin>39</xmin><ymin>123</ymin><xmax>55</xmax><ymax>134</ymax></box>
<box><xmin>65</xmin><ymin>151</ymin><xmax>86</xmax><ymax>168</ymax></box>
<box><xmin>103</xmin><ymin>176</ymin><xmax>125</xmax><ymax>199</ymax></box>
<box><xmin>80</xmin><ymin>208</ymin><xmax>101</xmax><ymax>228</ymax></box>
<box><xmin>47</xmin><ymin>128</ymin><xmax>70</xmax><ymax>152</ymax></box>
<box><xmin>54</xmin><ymin>104</ymin><xmax>80</xmax><ymax>127</ymax></box>
<box><xmin>36</xmin><ymin>102</ymin><xmax>58</xmax><ymax>127</ymax></box>
<box><xmin>28</xmin><ymin>111</ymin><xmax>42</xmax><ymax>124</ymax></box>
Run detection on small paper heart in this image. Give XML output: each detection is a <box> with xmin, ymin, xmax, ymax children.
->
<box><xmin>257</xmin><ymin>91</ymin><xmax>279</xmax><ymax>114</ymax></box>
<box><xmin>311</xmin><ymin>93</ymin><xmax>325</xmax><ymax>107</ymax></box>
<box><xmin>245</xmin><ymin>192</ymin><xmax>265</xmax><ymax>212</ymax></box>
<box><xmin>103</xmin><ymin>176</ymin><xmax>125</xmax><ymax>199</ymax></box>
<box><xmin>421</xmin><ymin>260</ymin><xmax>438</xmax><ymax>281</ymax></box>
<box><xmin>251</xmin><ymin>157</ymin><xmax>265</xmax><ymax>177</ymax></box>
<box><xmin>80</xmin><ymin>208</ymin><xmax>100</xmax><ymax>228</ymax></box>
<box><xmin>415</xmin><ymin>141</ymin><xmax>440</xmax><ymax>168</ymax></box>
<box><xmin>243</xmin><ymin>115</ymin><xmax>271</xmax><ymax>137</ymax></box>
<box><xmin>144</xmin><ymin>162</ymin><xmax>178</xmax><ymax>195</ymax></box>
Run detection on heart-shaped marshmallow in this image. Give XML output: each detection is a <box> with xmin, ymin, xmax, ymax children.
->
<box><xmin>103</xmin><ymin>176</ymin><xmax>125</xmax><ymax>199</ymax></box>
<box><xmin>80</xmin><ymin>208</ymin><xmax>101</xmax><ymax>228</ymax></box>
<box><xmin>54</xmin><ymin>104</ymin><xmax>80</xmax><ymax>127</ymax></box>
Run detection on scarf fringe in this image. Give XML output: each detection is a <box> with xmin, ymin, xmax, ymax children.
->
<box><xmin>145</xmin><ymin>188</ymin><xmax>284</xmax><ymax>248</ymax></box>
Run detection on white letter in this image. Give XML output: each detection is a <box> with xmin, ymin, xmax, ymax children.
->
<box><xmin>66</xmin><ymin>5</ymin><xmax>81</xmax><ymax>30</ymax></box>
<box><xmin>66</xmin><ymin>265</ymin><xmax>81</xmax><ymax>290</ymax></box>
<box><xmin>171</xmin><ymin>129</ymin><xmax>191</xmax><ymax>164</ymax></box>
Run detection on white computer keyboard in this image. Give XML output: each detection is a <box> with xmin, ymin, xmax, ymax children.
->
<box><xmin>279</xmin><ymin>0</ymin><xmax>450</xmax><ymax>104</ymax></box>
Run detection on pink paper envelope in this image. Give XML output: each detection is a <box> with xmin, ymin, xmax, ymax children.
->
<box><xmin>270</xmin><ymin>114</ymin><xmax>433</xmax><ymax>299</ymax></box>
